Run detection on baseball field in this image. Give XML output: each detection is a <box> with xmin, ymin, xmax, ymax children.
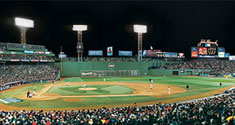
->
<box><xmin>0</xmin><ymin>76</ymin><xmax>234</xmax><ymax>111</ymax></box>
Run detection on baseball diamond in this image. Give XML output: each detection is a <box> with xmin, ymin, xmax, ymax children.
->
<box><xmin>0</xmin><ymin>1</ymin><xmax>235</xmax><ymax>124</ymax></box>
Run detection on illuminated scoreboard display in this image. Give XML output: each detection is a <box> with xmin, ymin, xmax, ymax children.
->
<box><xmin>191</xmin><ymin>39</ymin><xmax>218</xmax><ymax>58</ymax></box>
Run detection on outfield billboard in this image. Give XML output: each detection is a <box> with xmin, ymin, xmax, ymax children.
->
<box><xmin>218</xmin><ymin>52</ymin><xmax>225</xmax><ymax>58</ymax></box>
<box><xmin>165</xmin><ymin>52</ymin><xmax>178</xmax><ymax>58</ymax></box>
<box><xmin>118</xmin><ymin>51</ymin><xmax>132</xmax><ymax>56</ymax></box>
<box><xmin>218</xmin><ymin>47</ymin><xmax>225</xmax><ymax>58</ymax></box>
<box><xmin>107</xmin><ymin>46</ymin><xmax>113</xmax><ymax>56</ymax></box>
<box><xmin>58</xmin><ymin>54</ymin><xmax>67</xmax><ymax>58</ymax></box>
<box><xmin>198</xmin><ymin>47</ymin><xmax>208</xmax><ymax>55</ymax></box>
<box><xmin>225</xmin><ymin>53</ymin><xmax>230</xmax><ymax>58</ymax></box>
<box><xmin>229</xmin><ymin>56</ymin><xmax>235</xmax><ymax>61</ymax></box>
<box><xmin>88</xmin><ymin>50</ymin><xmax>103</xmax><ymax>56</ymax></box>
<box><xmin>145</xmin><ymin>50</ymin><xmax>164</xmax><ymax>57</ymax></box>
<box><xmin>191</xmin><ymin>47</ymin><xmax>198</xmax><ymax>57</ymax></box>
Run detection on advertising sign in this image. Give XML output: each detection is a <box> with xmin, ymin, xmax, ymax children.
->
<box><xmin>45</xmin><ymin>52</ymin><xmax>50</xmax><ymax>54</ymax></box>
<box><xmin>218</xmin><ymin>52</ymin><xmax>225</xmax><ymax>58</ymax></box>
<box><xmin>207</xmin><ymin>47</ymin><xmax>217</xmax><ymax>55</ymax></box>
<box><xmin>21</xmin><ymin>59</ymin><xmax>30</xmax><ymax>62</ymax></box>
<box><xmin>107</xmin><ymin>46</ymin><xmax>113</xmax><ymax>56</ymax></box>
<box><xmin>146</xmin><ymin>50</ymin><xmax>164</xmax><ymax>57</ymax></box>
<box><xmin>118</xmin><ymin>51</ymin><xmax>132</xmax><ymax>56</ymax></box>
<box><xmin>218</xmin><ymin>47</ymin><xmax>225</xmax><ymax>52</ymax></box>
<box><xmin>178</xmin><ymin>53</ymin><xmax>185</xmax><ymax>58</ymax></box>
<box><xmin>88</xmin><ymin>50</ymin><xmax>103</xmax><ymax>56</ymax></box>
<box><xmin>198</xmin><ymin>47</ymin><xmax>207</xmax><ymax>55</ymax></box>
<box><xmin>24</xmin><ymin>50</ymin><xmax>34</xmax><ymax>54</ymax></box>
<box><xmin>229</xmin><ymin>56</ymin><xmax>235</xmax><ymax>61</ymax></box>
<box><xmin>10</xmin><ymin>59</ymin><xmax>20</xmax><ymax>62</ymax></box>
<box><xmin>142</xmin><ymin>50</ymin><xmax>147</xmax><ymax>57</ymax></box>
<box><xmin>218</xmin><ymin>47</ymin><xmax>225</xmax><ymax>58</ymax></box>
<box><xmin>31</xmin><ymin>59</ymin><xmax>39</xmax><ymax>62</ymax></box>
<box><xmin>225</xmin><ymin>53</ymin><xmax>230</xmax><ymax>58</ymax></box>
<box><xmin>191</xmin><ymin>47</ymin><xmax>198</xmax><ymax>57</ymax></box>
<box><xmin>165</xmin><ymin>52</ymin><xmax>178</xmax><ymax>58</ymax></box>
<box><xmin>198</xmin><ymin>55</ymin><xmax>216</xmax><ymax>58</ymax></box>
<box><xmin>58</xmin><ymin>54</ymin><xmax>67</xmax><ymax>58</ymax></box>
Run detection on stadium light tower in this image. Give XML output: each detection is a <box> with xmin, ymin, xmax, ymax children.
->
<box><xmin>72</xmin><ymin>25</ymin><xmax>87</xmax><ymax>62</ymax></box>
<box><xmin>133</xmin><ymin>24</ymin><xmax>147</xmax><ymax>62</ymax></box>
<box><xmin>15</xmin><ymin>17</ymin><xmax>34</xmax><ymax>44</ymax></box>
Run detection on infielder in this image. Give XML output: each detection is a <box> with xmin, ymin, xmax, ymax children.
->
<box><xmin>168</xmin><ymin>86</ymin><xmax>171</xmax><ymax>95</ymax></box>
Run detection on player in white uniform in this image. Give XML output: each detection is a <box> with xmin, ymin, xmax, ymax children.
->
<box><xmin>168</xmin><ymin>86</ymin><xmax>171</xmax><ymax>95</ymax></box>
<box><xmin>33</xmin><ymin>87</ymin><xmax>36</xmax><ymax>96</ymax></box>
<box><xmin>149</xmin><ymin>79</ymin><xmax>153</xmax><ymax>89</ymax></box>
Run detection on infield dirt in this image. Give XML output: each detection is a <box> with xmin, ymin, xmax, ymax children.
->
<box><xmin>0</xmin><ymin>81</ymin><xmax>234</xmax><ymax>111</ymax></box>
<box><xmin>17</xmin><ymin>82</ymin><xmax>185</xmax><ymax>100</ymax></box>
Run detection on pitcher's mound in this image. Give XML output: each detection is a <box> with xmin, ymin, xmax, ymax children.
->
<box><xmin>79</xmin><ymin>88</ymin><xmax>97</xmax><ymax>91</ymax></box>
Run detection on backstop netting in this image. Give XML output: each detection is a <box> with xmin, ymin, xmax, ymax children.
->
<box><xmin>81</xmin><ymin>70</ymin><xmax>140</xmax><ymax>77</ymax></box>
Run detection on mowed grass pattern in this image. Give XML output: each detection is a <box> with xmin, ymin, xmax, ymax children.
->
<box><xmin>46</xmin><ymin>85</ymin><xmax>134</xmax><ymax>95</ymax></box>
<box><xmin>80</xmin><ymin>76</ymin><xmax>235</xmax><ymax>90</ymax></box>
<box><xmin>0</xmin><ymin>76</ymin><xmax>234</xmax><ymax>109</ymax></box>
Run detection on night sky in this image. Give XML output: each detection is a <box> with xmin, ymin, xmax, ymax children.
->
<box><xmin>0</xmin><ymin>0</ymin><xmax>235</xmax><ymax>58</ymax></box>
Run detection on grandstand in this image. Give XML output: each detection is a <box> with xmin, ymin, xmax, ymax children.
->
<box><xmin>0</xmin><ymin>42</ymin><xmax>55</xmax><ymax>62</ymax></box>
<box><xmin>0</xmin><ymin>42</ymin><xmax>59</xmax><ymax>91</ymax></box>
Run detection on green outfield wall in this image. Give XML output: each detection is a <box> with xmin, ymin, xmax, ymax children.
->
<box><xmin>54</xmin><ymin>60</ymin><xmax>182</xmax><ymax>77</ymax></box>
<box><xmin>148</xmin><ymin>69</ymin><xmax>203</xmax><ymax>76</ymax></box>
<box><xmin>55</xmin><ymin>62</ymin><xmax>150</xmax><ymax>77</ymax></box>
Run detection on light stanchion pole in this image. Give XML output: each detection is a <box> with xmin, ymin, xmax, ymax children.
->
<box><xmin>133</xmin><ymin>24</ymin><xmax>147</xmax><ymax>62</ymax></box>
<box><xmin>15</xmin><ymin>17</ymin><xmax>34</xmax><ymax>44</ymax></box>
<box><xmin>72</xmin><ymin>25</ymin><xmax>87</xmax><ymax>62</ymax></box>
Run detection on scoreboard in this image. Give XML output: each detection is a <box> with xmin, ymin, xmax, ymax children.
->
<box><xmin>198</xmin><ymin>47</ymin><xmax>217</xmax><ymax>55</ymax></box>
<box><xmin>191</xmin><ymin>39</ymin><xmax>219</xmax><ymax>58</ymax></box>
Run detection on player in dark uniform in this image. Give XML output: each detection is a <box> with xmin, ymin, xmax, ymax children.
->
<box><xmin>220</xmin><ymin>82</ymin><xmax>222</xmax><ymax>87</ymax></box>
<box><xmin>186</xmin><ymin>85</ymin><xmax>189</xmax><ymax>92</ymax></box>
<box><xmin>27</xmin><ymin>91</ymin><xmax>30</xmax><ymax>98</ymax></box>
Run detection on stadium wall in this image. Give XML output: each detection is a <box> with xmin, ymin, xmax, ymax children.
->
<box><xmin>148</xmin><ymin>69</ymin><xmax>202</xmax><ymax>76</ymax></box>
<box><xmin>55</xmin><ymin>62</ymin><xmax>150</xmax><ymax>77</ymax></box>
<box><xmin>54</xmin><ymin>60</ymin><xmax>182</xmax><ymax>77</ymax></box>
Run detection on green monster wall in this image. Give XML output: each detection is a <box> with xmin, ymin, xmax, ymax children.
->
<box><xmin>54</xmin><ymin>60</ymin><xmax>187</xmax><ymax>77</ymax></box>
<box><xmin>148</xmin><ymin>69</ymin><xmax>203</xmax><ymax>76</ymax></box>
<box><xmin>55</xmin><ymin>62</ymin><xmax>150</xmax><ymax>77</ymax></box>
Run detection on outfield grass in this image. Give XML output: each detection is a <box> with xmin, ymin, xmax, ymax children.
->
<box><xmin>0</xmin><ymin>76</ymin><xmax>234</xmax><ymax>109</ymax></box>
<box><xmin>46</xmin><ymin>85</ymin><xmax>134</xmax><ymax>95</ymax></box>
<box><xmin>78</xmin><ymin>76</ymin><xmax>235</xmax><ymax>90</ymax></box>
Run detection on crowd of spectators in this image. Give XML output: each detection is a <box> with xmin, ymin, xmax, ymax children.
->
<box><xmin>0</xmin><ymin>64</ymin><xmax>59</xmax><ymax>85</ymax></box>
<box><xmin>0</xmin><ymin>88</ymin><xmax>234</xmax><ymax>124</ymax></box>
<box><xmin>0</xmin><ymin>54</ymin><xmax>54</xmax><ymax>61</ymax></box>
<box><xmin>159</xmin><ymin>59</ymin><xmax>235</xmax><ymax>76</ymax></box>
